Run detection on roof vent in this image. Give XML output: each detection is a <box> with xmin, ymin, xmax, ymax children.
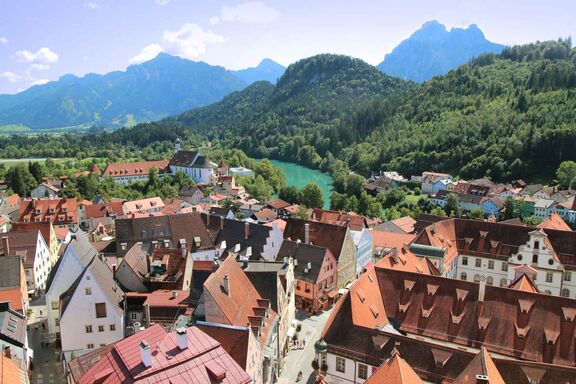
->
<box><xmin>475</xmin><ymin>374</ymin><xmax>489</xmax><ymax>383</ymax></box>
<box><xmin>356</xmin><ymin>290</ymin><xmax>365</xmax><ymax>303</ymax></box>
<box><xmin>140</xmin><ymin>340</ymin><xmax>152</xmax><ymax>368</ymax></box>
<box><xmin>176</xmin><ymin>328</ymin><xmax>188</xmax><ymax>350</ymax></box>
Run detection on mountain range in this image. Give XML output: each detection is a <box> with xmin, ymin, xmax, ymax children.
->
<box><xmin>378</xmin><ymin>20</ymin><xmax>505</xmax><ymax>82</ymax></box>
<box><xmin>0</xmin><ymin>55</ymin><xmax>286</xmax><ymax>131</ymax></box>
<box><xmin>0</xmin><ymin>20</ymin><xmax>504</xmax><ymax>131</ymax></box>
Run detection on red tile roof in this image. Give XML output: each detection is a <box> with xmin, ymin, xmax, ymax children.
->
<box><xmin>102</xmin><ymin>160</ymin><xmax>169</xmax><ymax>178</ymax></box>
<box><xmin>264</xmin><ymin>219</ymin><xmax>286</xmax><ymax>231</ymax></box>
<box><xmin>266</xmin><ymin>199</ymin><xmax>291</xmax><ymax>210</ymax></box>
<box><xmin>390</xmin><ymin>216</ymin><xmax>417</xmax><ymax>233</ymax></box>
<box><xmin>142</xmin><ymin>290</ymin><xmax>188</xmax><ymax>308</ymax></box>
<box><xmin>11</xmin><ymin>221</ymin><xmax>54</xmax><ymax>248</ymax></box>
<box><xmin>453</xmin><ymin>347</ymin><xmax>505</xmax><ymax>384</ymax></box>
<box><xmin>0</xmin><ymin>354</ymin><xmax>28</xmax><ymax>384</ymax></box>
<box><xmin>537</xmin><ymin>213</ymin><xmax>572</xmax><ymax>232</ymax></box>
<box><xmin>195</xmin><ymin>323</ymin><xmax>250</xmax><ymax>371</ymax></box>
<box><xmin>365</xmin><ymin>352</ymin><xmax>423</xmax><ymax>384</ymax></box>
<box><xmin>371</xmin><ymin>230</ymin><xmax>416</xmax><ymax>253</ymax></box>
<box><xmin>0</xmin><ymin>288</ymin><xmax>24</xmax><ymax>313</ymax></box>
<box><xmin>310</xmin><ymin>208</ymin><xmax>371</xmax><ymax>231</ymax></box>
<box><xmin>84</xmin><ymin>203</ymin><xmax>108</xmax><ymax>219</ymax></box>
<box><xmin>3</xmin><ymin>194</ymin><xmax>20</xmax><ymax>207</ymax></box>
<box><xmin>75</xmin><ymin>324</ymin><xmax>251</xmax><ymax>384</ymax></box>
<box><xmin>201</xmin><ymin>255</ymin><xmax>277</xmax><ymax>347</ymax></box>
<box><xmin>18</xmin><ymin>197</ymin><xmax>78</xmax><ymax>225</ymax></box>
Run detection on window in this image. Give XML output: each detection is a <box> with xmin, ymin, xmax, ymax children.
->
<box><xmin>546</xmin><ymin>273</ymin><xmax>553</xmax><ymax>283</ymax></box>
<box><xmin>55</xmin><ymin>318</ymin><xmax>59</xmax><ymax>326</ymax></box>
<box><xmin>462</xmin><ymin>256</ymin><xmax>468</xmax><ymax>266</ymax></box>
<box><xmin>488</xmin><ymin>260</ymin><xmax>494</xmax><ymax>270</ymax></box>
<box><xmin>110</xmin><ymin>324</ymin><xmax>116</xmax><ymax>331</ymax></box>
<box><xmin>460</xmin><ymin>272</ymin><xmax>467</xmax><ymax>281</ymax></box>
<box><xmin>534</xmin><ymin>241</ymin><xmax>540</xmax><ymax>250</ymax></box>
<box><xmin>87</xmin><ymin>343</ymin><xmax>94</xmax><ymax>349</ymax></box>
<box><xmin>532</xmin><ymin>254</ymin><xmax>538</xmax><ymax>264</ymax></box>
<box><xmin>130</xmin><ymin>313</ymin><xmax>137</xmax><ymax>320</ymax></box>
<box><xmin>85</xmin><ymin>325</ymin><xmax>93</xmax><ymax>333</ymax></box>
<box><xmin>562</xmin><ymin>288</ymin><xmax>570</xmax><ymax>298</ymax></box>
<box><xmin>501</xmin><ymin>262</ymin><xmax>508</xmax><ymax>272</ymax></box>
<box><xmin>548</xmin><ymin>259</ymin><xmax>554</xmax><ymax>266</ymax></box>
<box><xmin>475</xmin><ymin>258</ymin><xmax>481</xmax><ymax>268</ymax></box>
<box><xmin>51</xmin><ymin>301</ymin><xmax>59</xmax><ymax>310</ymax></box>
<box><xmin>500</xmin><ymin>278</ymin><xmax>507</xmax><ymax>287</ymax></box>
<box><xmin>336</xmin><ymin>357</ymin><xmax>346</xmax><ymax>373</ymax></box>
<box><xmin>358</xmin><ymin>363</ymin><xmax>368</xmax><ymax>379</ymax></box>
<box><xmin>487</xmin><ymin>276</ymin><xmax>493</xmax><ymax>285</ymax></box>
<box><xmin>85</xmin><ymin>287</ymin><xmax>92</xmax><ymax>295</ymax></box>
<box><xmin>100</xmin><ymin>344</ymin><xmax>106</xmax><ymax>347</ymax></box>
<box><xmin>474</xmin><ymin>274</ymin><xmax>480</xmax><ymax>283</ymax></box>
<box><xmin>95</xmin><ymin>303</ymin><xmax>107</xmax><ymax>318</ymax></box>
<box><xmin>565</xmin><ymin>271</ymin><xmax>572</xmax><ymax>282</ymax></box>
<box><xmin>98</xmin><ymin>325</ymin><xmax>104</xmax><ymax>332</ymax></box>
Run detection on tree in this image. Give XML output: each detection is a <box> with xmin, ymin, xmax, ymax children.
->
<box><xmin>345</xmin><ymin>174</ymin><xmax>365</xmax><ymax>197</ymax></box>
<box><xmin>28</xmin><ymin>162</ymin><xmax>44</xmax><ymax>184</ymax></box>
<box><xmin>293</xmin><ymin>205</ymin><xmax>310</xmax><ymax>220</ymax></box>
<box><xmin>301</xmin><ymin>183</ymin><xmax>324</xmax><ymax>208</ymax></box>
<box><xmin>253</xmin><ymin>159</ymin><xmax>286</xmax><ymax>192</ymax></box>
<box><xmin>386</xmin><ymin>207</ymin><xmax>400</xmax><ymax>221</ymax></box>
<box><xmin>244</xmin><ymin>175</ymin><xmax>274</xmax><ymax>202</ymax></box>
<box><xmin>556</xmin><ymin>161</ymin><xmax>576</xmax><ymax>189</ymax></box>
<box><xmin>469</xmin><ymin>208</ymin><xmax>485</xmax><ymax>219</ymax></box>
<box><xmin>444</xmin><ymin>193</ymin><xmax>461</xmax><ymax>216</ymax></box>
<box><xmin>6</xmin><ymin>163</ymin><xmax>37</xmax><ymax>197</ymax></box>
<box><xmin>504</xmin><ymin>197</ymin><xmax>516</xmax><ymax>219</ymax></box>
<box><xmin>429</xmin><ymin>206</ymin><xmax>447</xmax><ymax>217</ymax></box>
<box><xmin>76</xmin><ymin>174</ymin><xmax>99</xmax><ymax>200</ymax></box>
<box><xmin>279</xmin><ymin>186</ymin><xmax>302</xmax><ymax>204</ymax></box>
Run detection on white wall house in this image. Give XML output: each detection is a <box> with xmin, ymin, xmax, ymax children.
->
<box><xmin>59</xmin><ymin>255</ymin><xmax>125</xmax><ymax>361</ymax></box>
<box><xmin>352</xmin><ymin>229</ymin><xmax>373</xmax><ymax>277</ymax></box>
<box><xmin>169</xmin><ymin>148</ymin><xmax>215</xmax><ymax>185</ymax></box>
<box><xmin>262</xmin><ymin>222</ymin><xmax>284</xmax><ymax>262</ymax></box>
<box><xmin>44</xmin><ymin>232</ymin><xmax>97</xmax><ymax>341</ymax></box>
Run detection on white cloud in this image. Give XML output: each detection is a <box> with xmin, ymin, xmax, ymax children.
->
<box><xmin>210</xmin><ymin>1</ymin><xmax>279</xmax><ymax>25</ymax></box>
<box><xmin>162</xmin><ymin>23</ymin><xmax>225</xmax><ymax>59</ymax></box>
<box><xmin>129</xmin><ymin>23</ymin><xmax>225</xmax><ymax>64</ymax></box>
<box><xmin>0</xmin><ymin>37</ymin><xmax>7</xmax><ymax>45</ymax></box>
<box><xmin>31</xmin><ymin>79</ymin><xmax>50</xmax><ymax>86</ymax></box>
<box><xmin>15</xmin><ymin>47</ymin><xmax>59</xmax><ymax>65</ymax></box>
<box><xmin>155</xmin><ymin>0</ymin><xmax>170</xmax><ymax>5</ymax></box>
<box><xmin>0</xmin><ymin>72</ymin><xmax>21</xmax><ymax>83</ymax></box>
<box><xmin>129</xmin><ymin>43</ymin><xmax>163</xmax><ymax>65</ymax></box>
<box><xmin>29</xmin><ymin>63</ymin><xmax>50</xmax><ymax>71</ymax></box>
<box><xmin>83</xmin><ymin>2</ymin><xmax>100</xmax><ymax>9</ymax></box>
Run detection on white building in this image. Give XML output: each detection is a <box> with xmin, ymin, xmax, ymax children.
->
<box><xmin>101</xmin><ymin>160</ymin><xmax>170</xmax><ymax>186</ymax></box>
<box><xmin>44</xmin><ymin>230</ymin><xmax>97</xmax><ymax>342</ymax></box>
<box><xmin>230</xmin><ymin>166</ymin><xmax>255</xmax><ymax>177</ymax></box>
<box><xmin>0</xmin><ymin>303</ymin><xmax>32</xmax><ymax>370</ymax></box>
<box><xmin>59</xmin><ymin>254</ymin><xmax>125</xmax><ymax>361</ymax></box>
<box><xmin>169</xmin><ymin>148</ymin><xmax>215</xmax><ymax>184</ymax></box>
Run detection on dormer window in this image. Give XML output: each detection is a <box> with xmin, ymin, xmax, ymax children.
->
<box><xmin>62</xmin><ymin>207</ymin><xmax>67</xmax><ymax>213</ymax></box>
<box><xmin>34</xmin><ymin>208</ymin><xmax>41</xmax><ymax>214</ymax></box>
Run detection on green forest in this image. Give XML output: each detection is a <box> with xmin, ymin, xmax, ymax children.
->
<box><xmin>1</xmin><ymin>40</ymin><xmax>575</xmax><ymax>187</ymax></box>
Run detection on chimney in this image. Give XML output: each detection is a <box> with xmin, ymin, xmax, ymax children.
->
<box><xmin>304</xmin><ymin>223</ymin><xmax>310</xmax><ymax>244</ymax></box>
<box><xmin>223</xmin><ymin>274</ymin><xmax>230</xmax><ymax>295</ymax></box>
<box><xmin>478</xmin><ymin>275</ymin><xmax>486</xmax><ymax>303</ymax></box>
<box><xmin>176</xmin><ymin>328</ymin><xmax>188</xmax><ymax>350</ymax></box>
<box><xmin>475</xmin><ymin>374</ymin><xmax>489</xmax><ymax>384</ymax></box>
<box><xmin>180</xmin><ymin>238</ymin><xmax>187</xmax><ymax>258</ymax></box>
<box><xmin>244</xmin><ymin>222</ymin><xmax>250</xmax><ymax>240</ymax></box>
<box><xmin>171</xmin><ymin>290</ymin><xmax>178</xmax><ymax>299</ymax></box>
<box><xmin>1</xmin><ymin>237</ymin><xmax>8</xmax><ymax>256</ymax></box>
<box><xmin>140</xmin><ymin>340</ymin><xmax>152</xmax><ymax>368</ymax></box>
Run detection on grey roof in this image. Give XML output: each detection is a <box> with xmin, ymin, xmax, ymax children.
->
<box><xmin>209</xmin><ymin>207</ymin><xmax>232</xmax><ymax>217</ymax></box>
<box><xmin>241</xmin><ymin>261</ymin><xmax>287</xmax><ymax>313</ymax></box>
<box><xmin>214</xmin><ymin>219</ymin><xmax>273</xmax><ymax>261</ymax></box>
<box><xmin>45</xmin><ymin>230</ymin><xmax>98</xmax><ymax>293</ymax></box>
<box><xmin>276</xmin><ymin>240</ymin><xmax>328</xmax><ymax>283</ymax></box>
<box><xmin>0</xmin><ymin>302</ymin><xmax>27</xmax><ymax>346</ymax></box>
<box><xmin>60</xmin><ymin>255</ymin><xmax>124</xmax><ymax>317</ymax></box>
<box><xmin>0</xmin><ymin>256</ymin><xmax>22</xmax><ymax>288</ymax></box>
<box><xmin>179</xmin><ymin>185</ymin><xmax>201</xmax><ymax>196</ymax></box>
<box><xmin>170</xmin><ymin>150</ymin><xmax>199</xmax><ymax>167</ymax></box>
<box><xmin>192</xmin><ymin>155</ymin><xmax>212</xmax><ymax>169</ymax></box>
<box><xmin>121</xmin><ymin>243</ymin><xmax>148</xmax><ymax>279</ymax></box>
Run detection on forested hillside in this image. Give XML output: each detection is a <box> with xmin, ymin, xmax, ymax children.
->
<box><xmin>1</xmin><ymin>41</ymin><xmax>575</xmax><ymax>184</ymax></box>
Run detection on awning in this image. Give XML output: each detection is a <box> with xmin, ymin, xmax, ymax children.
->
<box><xmin>287</xmin><ymin>327</ymin><xmax>296</xmax><ymax>338</ymax></box>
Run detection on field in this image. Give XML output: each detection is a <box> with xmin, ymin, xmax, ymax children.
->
<box><xmin>404</xmin><ymin>192</ymin><xmax>424</xmax><ymax>204</ymax></box>
<box><xmin>0</xmin><ymin>157</ymin><xmax>76</xmax><ymax>166</ymax></box>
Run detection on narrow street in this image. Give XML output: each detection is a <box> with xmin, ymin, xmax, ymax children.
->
<box><xmin>279</xmin><ymin>309</ymin><xmax>332</xmax><ymax>384</ymax></box>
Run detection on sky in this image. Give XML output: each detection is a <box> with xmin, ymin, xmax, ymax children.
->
<box><xmin>0</xmin><ymin>0</ymin><xmax>575</xmax><ymax>94</ymax></box>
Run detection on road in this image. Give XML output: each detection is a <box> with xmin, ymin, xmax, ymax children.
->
<box><xmin>279</xmin><ymin>309</ymin><xmax>332</xmax><ymax>384</ymax></box>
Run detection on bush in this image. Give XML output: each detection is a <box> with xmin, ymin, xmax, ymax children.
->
<box><xmin>414</xmin><ymin>187</ymin><xmax>421</xmax><ymax>195</ymax></box>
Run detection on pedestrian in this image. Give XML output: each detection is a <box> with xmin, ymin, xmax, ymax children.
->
<box><xmin>303</xmin><ymin>339</ymin><xmax>306</xmax><ymax>347</ymax></box>
<box><xmin>297</xmin><ymin>371</ymin><xmax>302</xmax><ymax>382</ymax></box>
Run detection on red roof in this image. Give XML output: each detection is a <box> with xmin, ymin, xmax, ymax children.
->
<box><xmin>3</xmin><ymin>194</ymin><xmax>20</xmax><ymax>207</ymax></box>
<box><xmin>0</xmin><ymin>288</ymin><xmax>24</xmax><ymax>313</ymax></box>
<box><xmin>142</xmin><ymin>290</ymin><xmax>188</xmax><ymax>307</ymax></box>
<box><xmin>75</xmin><ymin>324</ymin><xmax>251</xmax><ymax>384</ymax></box>
<box><xmin>266</xmin><ymin>199</ymin><xmax>291</xmax><ymax>210</ymax></box>
<box><xmin>365</xmin><ymin>352</ymin><xmax>423</xmax><ymax>384</ymax></box>
<box><xmin>18</xmin><ymin>197</ymin><xmax>78</xmax><ymax>225</ymax></box>
<box><xmin>102</xmin><ymin>160</ymin><xmax>169</xmax><ymax>178</ymax></box>
<box><xmin>85</xmin><ymin>203</ymin><xmax>108</xmax><ymax>219</ymax></box>
<box><xmin>538</xmin><ymin>213</ymin><xmax>572</xmax><ymax>232</ymax></box>
<box><xmin>201</xmin><ymin>255</ymin><xmax>277</xmax><ymax>347</ymax></box>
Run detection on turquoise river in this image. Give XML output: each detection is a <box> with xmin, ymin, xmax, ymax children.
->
<box><xmin>262</xmin><ymin>159</ymin><xmax>333</xmax><ymax>209</ymax></box>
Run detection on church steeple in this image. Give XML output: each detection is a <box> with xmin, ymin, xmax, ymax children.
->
<box><xmin>174</xmin><ymin>138</ymin><xmax>181</xmax><ymax>153</ymax></box>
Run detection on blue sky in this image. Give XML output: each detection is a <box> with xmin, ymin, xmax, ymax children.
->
<box><xmin>0</xmin><ymin>0</ymin><xmax>575</xmax><ymax>94</ymax></box>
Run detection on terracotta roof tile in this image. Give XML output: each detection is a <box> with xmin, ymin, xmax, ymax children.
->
<box><xmin>537</xmin><ymin>213</ymin><xmax>572</xmax><ymax>231</ymax></box>
<box><xmin>0</xmin><ymin>354</ymin><xmax>28</xmax><ymax>384</ymax></box>
<box><xmin>365</xmin><ymin>352</ymin><xmax>423</xmax><ymax>384</ymax></box>
<box><xmin>453</xmin><ymin>348</ymin><xmax>505</xmax><ymax>384</ymax></box>
<box><xmin>102</xmin><ymin>160</ymin><xmax>169</xmax><ymax>178</ymax></box>
<box><xmin>18</xmin><ymin>197</ymin><xmax>78</xmax><ymax>225</ymax></box>
<box><xmin>266</xmin><ymin>199</ymin><xmax>291</xmax><ymax>210</ymax></box>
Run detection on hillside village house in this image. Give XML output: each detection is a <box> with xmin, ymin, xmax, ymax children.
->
<box><xmin>277</xmin><ymin>240</ymin><xmax>337</xmax><ymax>313</ymax></box>
<box><xmin>44</xmin><ymin>230</ymin><xmax>97</xmax><ymax>342</ymax></box>
<box><xmin>30</xmin><ymin>182</ymin><xmax>60</xmax><ymax>199</ymax></box>
<box><xmin>178</xmin><ymin>184</ymin><xmax>205</xmax><ymax>204</ymax></box>
<box><xmin>169</xmin><ymin>149</ymin><xmax>215</xmax><ymax>184</ymax></box>
<box><xmin>0</xmin><ymin>232</ymin><xmax>51</xmax><ymax>296</ymax></box>
<box><xmin>59</xmin><ymin>254</ymin><xmax>124</xmax><ymax>362</ymax></box>
<box><xmin>122</xmin><ymin>197</ymin><xmax>165</xmax><ymax>216</ymax></box>
<box><xmin>195</xmin><ymin>255</ymin><xmax>279</xmax><ymax>384</ymax></box>
<box><xmin>18</xmin><ymin>197</ymin><xmax>79</xmax><ymax>230</ymax></box>
<box><xmin>410</xmin><ymin>217</ymin><xmax>576</xmax><ymax>298</ymax></box>
<box><xmin>420</xmin><ymin>171</ymin><xmax>452</xmax><ymax>194</ymax></box>
<box><xmin>101</xmin><ymin>160</ymin><xmax>170</xmax><ymax>186</ymax></box>
<box><xmin>284</xmin><ymin>219</ymin><xmax>357</xmax><ymax>290</ymax></box>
